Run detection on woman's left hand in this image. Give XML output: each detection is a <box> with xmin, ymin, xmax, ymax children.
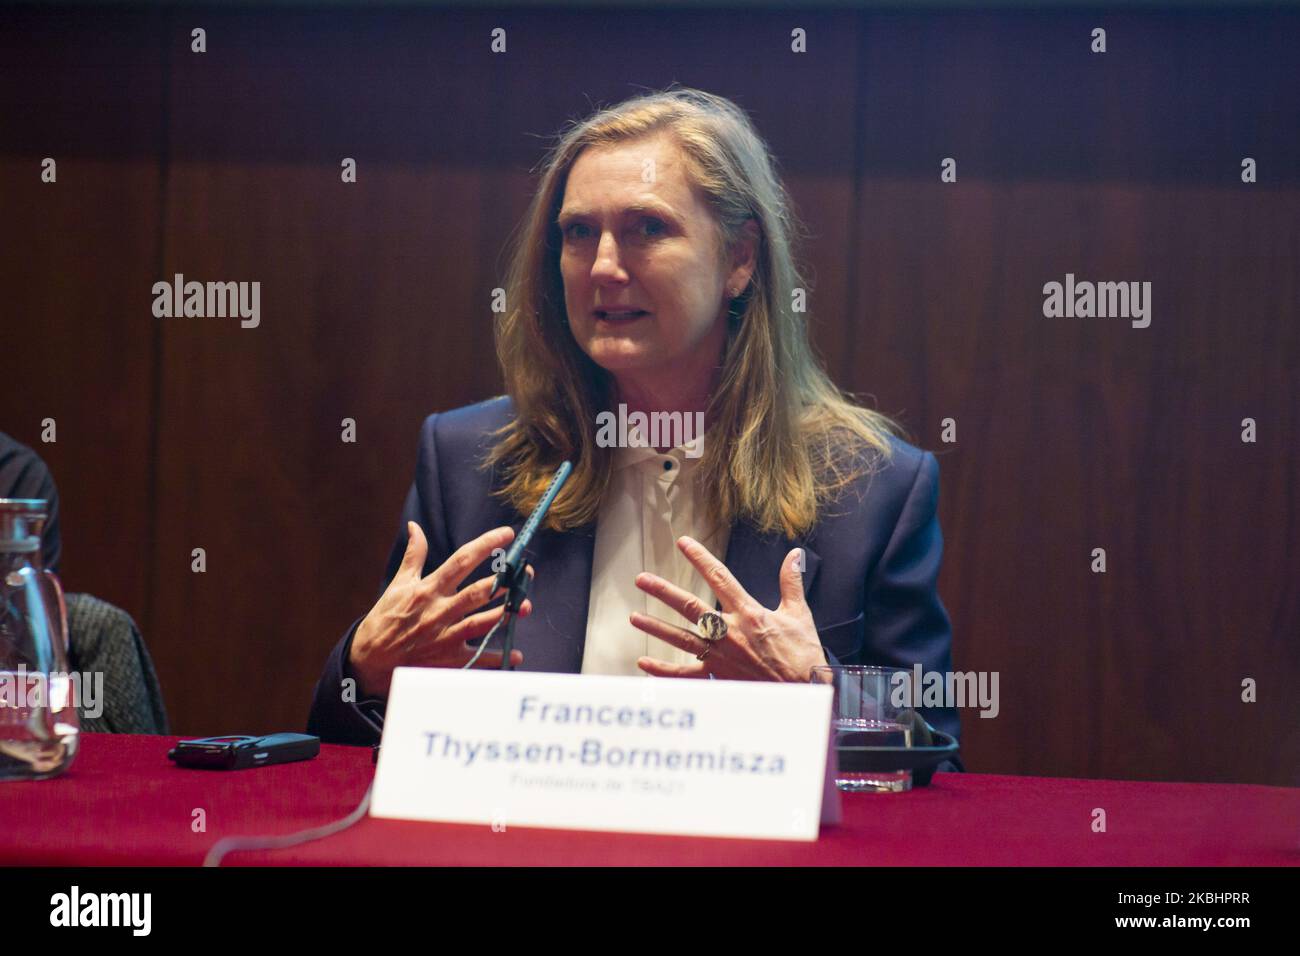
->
<box><xmin>630</xmin><ymin>536</ymin><xmax>828</xmax><ymax>682</ymax></box>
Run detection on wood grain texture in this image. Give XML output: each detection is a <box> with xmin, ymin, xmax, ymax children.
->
<box><xmin>1</xmin><ymin>6</ymin><xmax>1294</xmax><ymax>784</ymax></box>
<box><xmin>0</xmin><ymin>7</ymin><xmax>163</xmax><ymax>637</ymax></box>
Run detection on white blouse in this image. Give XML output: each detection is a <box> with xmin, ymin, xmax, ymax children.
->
<box><xmin>580</xmin><ymin>438</ymin><xmax>730</xmax><ymax>676</ymax></box>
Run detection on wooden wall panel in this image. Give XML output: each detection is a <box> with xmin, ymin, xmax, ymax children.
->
<box><xmin>153</xmin><ymin>11</ymin><xmax>522</xmax><ymax>732</ymax></box>
<box><xmin>851</xmin><ymin>12</ymin><xmax>1299</xmax><ymax>784</ymax></box>
<box><xmin>147</xmin><ymin>8</ymin><xmax>867</xmax><ymax>735</ymax></box>
<box><xmin>0</xmin><ymin>8</ymin><xmax>163</xmax><ymax>637</ymax></box>
<box><xmin>2</xmin><ymin>5</ymin><xmax>1294</xmax><ymax>783</ymax></box>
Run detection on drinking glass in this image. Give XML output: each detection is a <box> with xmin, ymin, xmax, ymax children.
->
<box><xmin>811</xmin><ymin>665</ymin><xmax>913</xmax><ymax>792</ymax></box>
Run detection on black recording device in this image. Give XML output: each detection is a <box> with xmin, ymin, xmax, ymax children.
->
<box><xmin>167</xmin><ymin>733</ymin><xmax>320</xmax><ymax>770</ymax></box>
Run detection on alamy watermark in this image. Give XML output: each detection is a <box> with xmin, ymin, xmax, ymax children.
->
<box><xmin>595</xmin><ymin>403</ymin><xmax>705</xmax><ymax>458</ymax></box>
<box><xmin>0</xmin><ymin>666</ymin><xmax>104</xmax><ymax>719</ymax></box>
<box><xmin>1042</xmin><ymin>273</ymin><xmax>1151</xmax><ymax>328</ymax></box>
<box><xmin>49</xmin><ymin>886</ymin><xmax>151</xmax><ymax>936</ymax></box>
<box><xmin>152</xmin><ymin>273</ymin><xmax>261</xmax><ymax>328</ymax></box>
<box><xmin>890</xmin><ymin>664</ymin><xmax>999</xmax><ymax>719</ymax></box>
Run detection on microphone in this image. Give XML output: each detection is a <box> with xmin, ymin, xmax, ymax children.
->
<box><xmin>495</xmin><ymin>460</ymin><xmax>573</xmax><ymax>594</ymax></box>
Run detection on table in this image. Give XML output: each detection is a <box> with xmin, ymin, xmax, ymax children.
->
<box><xmin>1</xmin><ymin>734</ymin><xmax>1296</xmax><ymax>866</ymax></box>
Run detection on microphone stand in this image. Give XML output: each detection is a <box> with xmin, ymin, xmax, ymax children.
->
<box><xmin>463</xmin><ymin>460</ymin><xmax>571</xmax><ymax>673</ymax></box>
<box><xmin>496</xmin><ymin>560</ymin><xmax>531</xmax><ymax>671</ymax></box>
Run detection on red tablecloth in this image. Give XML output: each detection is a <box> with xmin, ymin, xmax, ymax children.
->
<box><xmin>1</xmin><ymin>734</ymin><xmax>1295</xmax><ymax>866</ymax></box>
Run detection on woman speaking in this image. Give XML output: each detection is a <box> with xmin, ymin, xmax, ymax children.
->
<box><xmin>308</xmin><ymin>87</ymin><xmax>961</xmax><ymax>766</ymax></box>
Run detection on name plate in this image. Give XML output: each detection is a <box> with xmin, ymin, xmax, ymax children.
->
<box><xmin>371</xmin><ymin>668</ymin><xmax>835</xmax><ymax>841</ymax></box>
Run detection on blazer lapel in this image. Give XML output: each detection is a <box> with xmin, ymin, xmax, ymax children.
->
<box><xmin>513</xmin><ymin>521</ymin><xmax>596</xmax><ymax>672</ymax></box>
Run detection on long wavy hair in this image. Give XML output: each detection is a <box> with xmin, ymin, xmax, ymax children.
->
<box><xmin>486</xmin><ymin>86</ymin><xmax>899</xmax><ymax>539</ymax></box>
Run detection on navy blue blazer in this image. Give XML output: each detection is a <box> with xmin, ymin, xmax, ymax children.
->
<box><xmin>307</xmin><ymin>396</ymin><xmax>964</xmax><ymax>771</ymax></box>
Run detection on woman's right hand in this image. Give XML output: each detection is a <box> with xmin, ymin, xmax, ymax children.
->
<box><xmin>348</xmin><ymin>522</ymin><xmax>532</xmax><ymax>697</ymax></box>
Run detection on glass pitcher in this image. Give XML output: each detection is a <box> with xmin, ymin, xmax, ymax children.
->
<box><xmin>0</xmin><ymin>498</ymin><xmax>79</xmax><ymax>780</ymax></box>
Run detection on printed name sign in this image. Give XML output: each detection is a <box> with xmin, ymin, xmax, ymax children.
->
<box><xmin>371</xmin><ymin>668</ymin><xmax>835</xmax><ymax>841</ymax></box>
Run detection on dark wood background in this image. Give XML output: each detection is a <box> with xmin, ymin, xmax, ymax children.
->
<box><xmin>2</xmin><ymin>4</ymin><xmax>1296</xmax><ymax>785</ymax></box>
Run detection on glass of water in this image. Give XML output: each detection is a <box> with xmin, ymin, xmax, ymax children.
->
<box><xmin>811</xmin><ymin>665</ymin><xmax>913</xmax><ymax>792</ymax></box>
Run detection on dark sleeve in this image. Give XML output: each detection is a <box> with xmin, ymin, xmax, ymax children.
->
<box><xmin>0</xmin><ymin>432</ymin><xmax>62</xmax><ymax>575</ymax></box>
<box><xmin>306</xmin><ymin>616</ymin><xmax>386</xmax><ymax>746</ymax></box>
<box><xmin>306</xmin><ymin>417</ymin><xmax>451</xmax><ymax>746</ymax></box>
<box><xmin>64</xmin><ymin>593</ymin><xmax>169</xmax><ymax>735</ymax></box>
<box><xmin>863</xmin><ymin>450</ymin><xmax>965</xmax><ymax>773</ymax></box>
